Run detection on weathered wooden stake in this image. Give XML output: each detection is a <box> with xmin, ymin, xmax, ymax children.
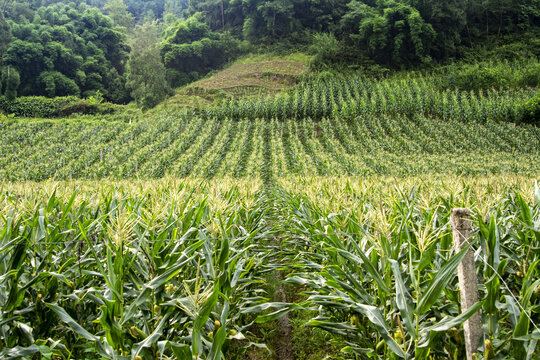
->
<box><xmin>451</xmin><ymin>208</ymin><xmax>482</xmax><ymax>360</ymax></box>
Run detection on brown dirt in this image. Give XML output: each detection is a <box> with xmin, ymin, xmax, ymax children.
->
<box><xmin>275</xmin><ymin>271</ymin><xmax>294</xmax><ymax>360</ymax></box>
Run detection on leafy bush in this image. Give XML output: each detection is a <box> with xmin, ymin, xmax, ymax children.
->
<box><xmin>309</xmin><ymin>33</ymin><xmax>343</xmax><ymax>68</ymax></box>
<box><xmin>0</xmin><ymin>95</ymin><xmax>118</xmax><ymax>118</ymax></box>
<box><xmin>441</xmin><ymin>64</ymin><xmax>507</xmax><ymax>91</ymax></box>
<box><xmin>519</xmin><ymin>93</ymin><xmax>540</xmax><ymax>125</ymax></box>
<box><xmin>0</xmin><ymin>96</ymin><xmax>78</xmax><ymax>117</ymax></box>
<box><xmin>441</xmin><ymin>60</ymin><xmax>540</xmax><ymax>92</ymax></box>
<box><xmin>518</xmin><ymin>63</ymin><xmax>540</xmax><ymax>88</ymax></box>
<box><xmin>161</xmin><ymin>14</ymin><xmax>240</xmax><ymax>88</ymax></box>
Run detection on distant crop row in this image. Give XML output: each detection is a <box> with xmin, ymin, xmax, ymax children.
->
<box><xmin>1</xmin><ymin>69</ymin><xmax>539</xmax><ymax>182</ymax></box>
<box><xmin>204</xmin><ymin>73</ymin><xmax>537</xmax><ymax>124</ymax></box>
<box><xmin>1</xmin><ymin>112</ymin><xmax>539</xmax><ymax>182</ymax></box>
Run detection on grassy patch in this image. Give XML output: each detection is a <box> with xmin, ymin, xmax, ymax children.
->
<box><xmin>156</xmin><ymin>53</ymin><xmax>310</xmax><ymax>111</ymax></box>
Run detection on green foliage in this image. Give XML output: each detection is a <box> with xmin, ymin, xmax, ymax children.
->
<box><xmin>39</xmin><ymin>71</ymin><xmax>80</xmax><ymax>97</ymax></box>
<box><xmin>519</xmin><ymin>92</ymin><xmax>540</xmax><ymax>125</ymax></box>
<box><xmin>1</xmin><ymin>65</ymin><xmax>19</xmax><ymax>100</ymax></box>
<box><xmin>104</xmin><ymin>0</ymin><xmax>134</xmax><ymax>29</ymax></box>
<box><xmin>343</xmin><ymin>0</ymin><xmax>435</xmax><ymax>66</ymax></box>
<box><xmin>161</xmin><ymin>14</ymin><xmax>240</xmax><ymax>87</ymax></box>
<box><xmin>308</xmin><ymin>33</ymin><xmax>343</xmax><ymax>69</ymax></box>
<box><xmin>0</xmin><ymin>12</ymin><xmax>10</xmax><ymax>60</ymax></box>
<box><xmin>0</xmin><ymin>95</ymin><xmax>78</xmax><ymax>117</ymax></box>
<box><xmin>127</xmin><ymin>21</ymin><xmax>172</xmax><ymax>110</ymax></box>
<box><xmin>1</xmin><ymin>66</ymin><xmax>539</xmax><ymax>181</ymax></box>
<box><xmin>254</xmin><ymin>179</ymin><xmax>540</xmax><ymax>359</ymax></box>
<box><xmin>0</xmin><ymin>95</ymin><xmax>118</xmax><ymax>117</ymax></box>
<box><xmin>3</xmin><ymin>2</ymin><xmax>130</xmax><ymax>103</ymax></box>
<box><xmin>0</xmin><ymin>182</ymin><xmax>269</xmax><ymax>359</ymax></box>
<box><xmin>86</xmin><ymin>89</ymin><xmax>104</xmax><ymax>106</ymax></box>
<box><xmin>441</xmin><ymin>59</ymin><xmax>540</xmax><ymax>92</ymax></box>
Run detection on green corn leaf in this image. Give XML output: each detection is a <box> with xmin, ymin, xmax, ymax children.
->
<box><xmin>193</xmin><ymin>284</ymin><xmax>219</xmax><ymax>357</ymax></box>
<box><xmin>133</xmin><ymin>314</ymin><xmax>170</xmax><ymax>358</ymax></box>
<box><xmin>46</xmin><ymin>303</ymin><xmax>99</xmax><ymax>341</ymax></box>
<box><xmin>505</xmin><ymin>295</ymin><xmax>520</xmax><ymax>327</ymax></box>
<box><xmin>0</xmin><ymin>345</ymin><xmax>41</xmax><ymax>358</ymax></box>
<box><xmin>417</xmin><ymin>241</ymin><xmax>473</xmax><ymax>314</ymax></box>
<box><xmin>123</xmin><ymin>240</ymin><xmax>203</xmax><ymax>323</ymax></box>
<box><xmin>208</xmin><ymin>326</ymin><xmax>227</xmax><ymax>360</ymax></box>
<box><xmin>535</xmin><ymin>181</ymin><xmax>540</xmax><ymax>206</ymax></box>
<box><xmin>390</xmin><ymin>259</ymin><xmax>415</xmax><ymax>337</ymax></box>
<box><xmin>513</xmin><ymin>329</ymin><xmax>540</xmax><ymax>341</ymax></box>
<box><xmin>517</xmin><ymin>193</ymin><xmax>533</xmax><ymax>227</ymax></box>
<box><xmin>514</xmin><ymin>278</ymin><xmax>540</xmax><ymax>338</ymax></box>
<box><xmin>352</xmin><ymin>304</ymin><xmax>407</xmax><ymax>358</ymax></box>
<box><xmin>336</xmin><ymin>248</ymin><xmax>390</xmax><ymax>294</ymax></box>
<box><xmin>158</xmin><ymin>341</ymin><xmax>191</xmax><ymax>360</ymax></box>
<box><xmin>424</xmin><ymin>300</ymin><xmax>484</xmax><ymax>332</ymax></box>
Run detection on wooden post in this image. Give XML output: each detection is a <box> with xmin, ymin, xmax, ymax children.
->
<box><xmin>451</xmin><ymin>208</ymin><xmax>482</xmax><ymax>360</ymax></box>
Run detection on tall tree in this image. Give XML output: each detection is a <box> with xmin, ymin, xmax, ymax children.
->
<box><xmin>127</xmin><ymin>20</ymin><xmax>171</xmax><ymax>109</ymax></box>
<box><xmin>408</xmin><ymin>0</ymin><xmax>467</xmax><ymax>57</ymax></box>
<box><xmin>104</xmin><ymin>0</ymin><xmax>134</xmax><ymax>29</ymax></box>
<box><xmin>342</xmin><ymin>0</ymin><xmax>435</xmax><ymax>66</ymax></box>
<box><xmin>2</xmin><ymin>65</ymin><xmax>19</xmax><ymax>99</ymax></box>
<box><xmin>3</xmin><ymin>2</ymin><xmax>130</xmax><ymax>101</ymax></box>
<box><xmin>0</xmin><ymin>0</ymin><xmax>13</xmax><ymax>16</ymax></box>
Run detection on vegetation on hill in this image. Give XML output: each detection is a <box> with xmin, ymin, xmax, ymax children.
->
<box><xmin>0</xmin><ymin>0</ymin><xmax>538</xmax><ymax>110</ymax></box>
<box><xmin>1</xmin><ymin>67</ymin><xmax>539</xmax><ymax>182</ymax></box>
<box><xmin>159</xmin><ymin>53</ymin><xmax>309</xmax><ymax>109</ymax></box>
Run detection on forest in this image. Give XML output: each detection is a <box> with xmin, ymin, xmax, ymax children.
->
<box><xmin>0</xmin><ymin>0</ymin><xmax>538</xmax><ymax>108</ymax></box>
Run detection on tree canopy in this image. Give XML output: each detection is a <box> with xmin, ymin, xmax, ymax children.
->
<box><xmin>2</xmin><ymin>2</ymin><xmax>130</xmax><ymax>101</ymax></box>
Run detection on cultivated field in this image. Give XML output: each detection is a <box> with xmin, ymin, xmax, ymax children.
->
<box><xmin>0</xmin><ymin>176</ymin><xmax>538</xmax><ymax>358</ymax></box>
<box><xmin>1</xmin><ymin>65</ymin><xmax>539</xmax><ymax>359</ymax></box>
<box><xmin>1</xmin><ymin>73</ymin><xmax>539</xmax><ymax>182</ymax></box>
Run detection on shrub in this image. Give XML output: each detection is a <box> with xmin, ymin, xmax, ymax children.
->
<box><xmin>0</xmin><ymin>95</ymin><xmax>118</xmax><ymax>118</ymax></box>
<box><xmin>518</xmin><ymin>63</ymin><xmax>540</xmax><ymax>88</ymax></box>
<box><xmin>441</xmin><ymin>60</ymin><xmax>539</xmax><ymax>92</ymax></box>
<box><xmin>309</xmin><ymin>33</ymin><xmax>343</xmax><ymax>69</ymax></box>
<box><xmin>0</xmin><ymin>96</ymin><xmax>78</xmax><ymax>117</ymax></box>
<box><xmin>519</xmin><ymin>93</ymin><xmax>540</xmax><ymax>125</ymax></box>
<box><xmin>442</xmin><ymin>64</ymin><xmax>507</xmax><ymax>91</ymax></box>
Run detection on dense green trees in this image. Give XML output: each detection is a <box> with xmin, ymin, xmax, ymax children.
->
<box><xmin>104</xmin><ymin>0</ymin><xmax>134</xmax><ymax>29</ymax></box>
<box><xmin>161</xmin><ymin>12</ymin><xmax>240</xmax><ymax>87</ymax></box>
<box><xmin>1</xmin><ymin>2</ymin><xmax>130</xmax><ymax>102</ymax></box>
<box><xmin>183</xmin><ymin>0</ymin><xmax>539</xmax><ymax>67</ymax></box>
<box><xmin>1</xmin><ymin>65</ymin><xmax>19</xmax><ymax>100</ymax></box>
<box><xmin>340</xmin><ymin>0</ymin><xmax>435</xmax><ymax>66</ymax></box>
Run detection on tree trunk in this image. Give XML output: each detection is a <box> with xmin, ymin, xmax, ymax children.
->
<box><xmin>220</xmin><ymin>0</ymin><xmax>224</xmax><ymax>30</ymax></box>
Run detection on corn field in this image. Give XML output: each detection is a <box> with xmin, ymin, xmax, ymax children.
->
<box><xmin>0</xmin><ymin>176</ymin><xmax>538</xmax><ymax>359</ymax></box>
<box><xmin>1</xmin><ymin>70</ymin><xmax>539</xmax><ymax>182</ymax></box>
<box><xmin>1</xmin><ymin>67</ymin><xmax>539</xmax><ymax>359</ymax></box>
